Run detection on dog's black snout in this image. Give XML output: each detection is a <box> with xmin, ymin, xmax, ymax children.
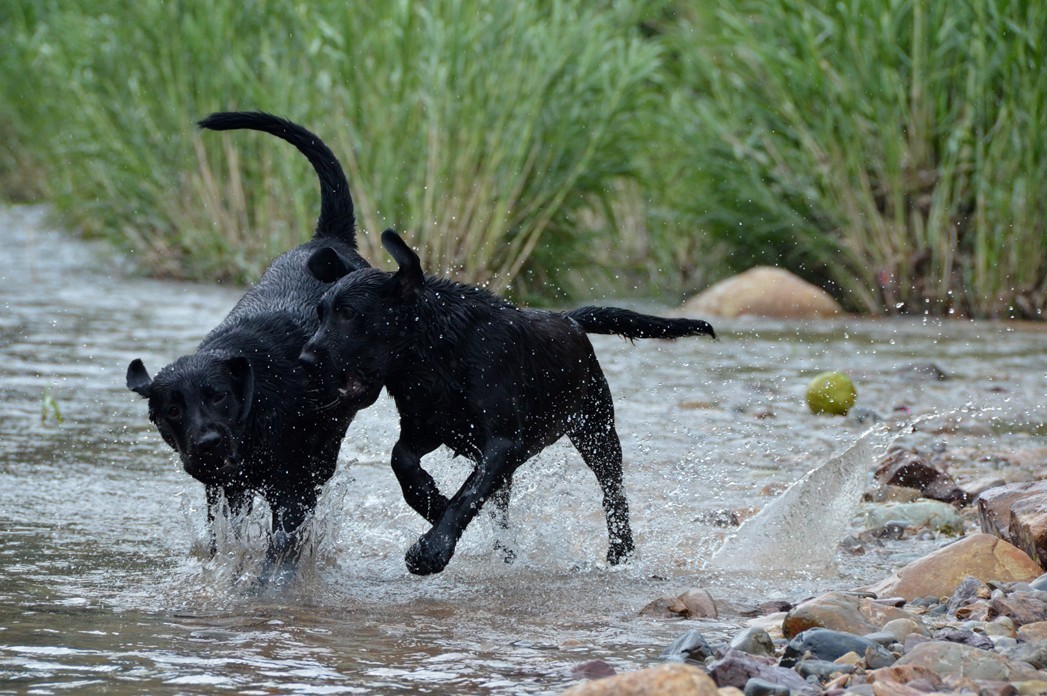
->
<box><xmin>196</xmin><ymin>429</ymin><xmax>223</xmax><ymax>452</ymax></box>
<box><xmin>298</xmin><ymin>346</ymin><xmax>320</xmax><ymax>368</ymax></box>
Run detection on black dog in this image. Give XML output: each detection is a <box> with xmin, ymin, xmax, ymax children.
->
<box><xmin>299</xmin><ymin>230</ymin><xmax>715</xmax><ymax>575</ymax></box>
<box><xmin>126</xmin><ymin>112</ymin><xmax>368</xmax><ymax>578</ymax></box>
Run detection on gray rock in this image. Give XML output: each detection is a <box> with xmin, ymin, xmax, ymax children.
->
<box><xmin>864</xmin><ymin>500</ymin><xmax>964</xmax><ymax>533</ymax></box>
<box><xmin>861</xmin><ymin>631</ymin><xmax>897</xmax><ymax>646</ymax></box>
<box><xmin>1001</xmin><ymin>642</ymin><xmax>1047</xmax><ymax>671</ymax></box>
<box><xmin>795</xmin><ymin>658</ymin><xmax>855</xmax><ymax>681</ymax></box>
<box><xmin>989</xmin><ymin>591</ymin><xmax>1047</xmax><ymax>626</ymax></box>
<box><xmin>730</xmin><ymin>627</ymin><xmax>776</xmax><ymax>657</ymax></box>
<box><xmin>947</xmin><ymin>575</ymin><xmax>990</xmax><ymax>615</ymax></box>
<box><xmin>780</xmin><ymin>628</ymin><xmax>895</xmax><ymax>669</ymax></box>
<box><xmin>895</xmin><ymin>640</ymin><xmax>1047</xmax><ymax>681</ymax></box>
<box><xmin>660</xmin><ymin>629</ymin><xmax>714</xmax><ymax>664</ymax></box>
<box><xmin>932</xmin><ymin>627</ymin><xmax>994</xmax><ymax>650</ymax></box>
<box><xmin>708</xmin><ymin>648</ymin><xmax>815</xmax><ymax>695</ymax></box>
<box><xmin>743</xmin><ymin>677</ymin><xmax>790</xmax><ymax>696</ymax></box>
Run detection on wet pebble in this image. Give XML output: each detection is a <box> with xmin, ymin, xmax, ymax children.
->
<box><xmin>932</xmin><ymin>626</ymin><xmax>995</xmax><ymax>650</ymax></box>
<box><xmin>864</xmin><ymin>499</ymin><xmax>964</xmax><ymax>533</ymax></box>
<box><xmin>660</xmin><ymin>629</ymin><xmax>714</xmax><ymax>664</ymax></box>
<box><xmin>707</xmin><ymin>649</ymin><xmax>814</xmax><ymax>695</ymax></box>
<box><xmin>742</xmin><ymin>677</ymin><xmax>790</xmax><ymax>696</ymax></box>
<box><xmin>569</xmin><ymin>660</ymin><xmax>616</xmax><ymax>679</ymax></box>
<box><xmin>729</xmin><ymin>626</ymin><xmax>775</xmax><ymax>657</ymax></box>
<box><xmin>794</xmin><ymin>658</ymin><xmax>855</xmax><ymax>682</ymax></box>
<box><xmin>780</xmin><ymin>627</ymin><xmax>895</xmax><ymax>669</ymax></box>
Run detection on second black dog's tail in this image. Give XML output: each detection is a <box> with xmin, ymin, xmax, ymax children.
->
<box><xmin>567</xmin><ymin>306</ymin><xmax>715</xmax><ymax>340</ymax></box>
<box><xmin>198</xmin><ymin>111</ymin><xmax>356</xmax><ymax>247</ymax></box>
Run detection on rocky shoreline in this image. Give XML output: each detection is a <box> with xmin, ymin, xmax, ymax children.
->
<box><xmin>560</xmin><ymin>438</ymin><xmax>1047</xmax><ymax>695</ymax></box>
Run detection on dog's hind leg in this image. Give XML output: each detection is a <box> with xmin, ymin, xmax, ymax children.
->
<box><xmin>489</xmin><ymin>474</ymin><xmax>516</xmax><ymax>564</ymax></box>
<box><xmin>568</xmin><ymin>379</ymin><xmax>635</xmax><ymax>565</ymax></box>
<box><xmin>391</xmin><ymin>438</ymin><xmax>448</xmax><ymax>525</ymax></box>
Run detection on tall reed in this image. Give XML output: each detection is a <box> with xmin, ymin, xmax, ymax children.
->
<box><xmin>0</xmin><ymin>0</ymin><xmax>660</xmax><ymax>293</ymax></box>
<box><xmin>659</xmin><ymin>0</ymin><xmax>1047</xmax><ymax>317</ymax></box>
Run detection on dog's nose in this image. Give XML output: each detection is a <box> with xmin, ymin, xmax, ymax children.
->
<box><xmin>196</xmin><ymin>429</ymin><xmax>223</xmax><ymax>452</ymax></box>
<box><xmin>298</xmin><ymin>347</ymin><xmax>319</xmax><ymax>368</ymax></box>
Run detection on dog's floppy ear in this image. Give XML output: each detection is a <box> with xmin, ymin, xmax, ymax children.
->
<box><xmin>382</xmin><ymin>229</ymin><xmax>424</xmax><ymax>300</ymax></box>
<box><xmin>226</xmin><ymin>355</ymin><xmax>254</xmax><ymax>424</ymax></box>
<box><xmin>126</xmin><ymin>359</ymin><xmax>153</xmax><ymax>398</ymax></box>
<box><xmin>307</xmin><ymin>247</ymin><xmax>359</xmax><ymax>283</ymax></box>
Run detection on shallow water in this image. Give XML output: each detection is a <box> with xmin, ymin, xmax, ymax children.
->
<box><xmin>1</xmin><ymin>205</ymin><xmax>1044</xmax><ymax>694</ymax></box>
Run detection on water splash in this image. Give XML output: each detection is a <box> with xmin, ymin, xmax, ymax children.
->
<box><xmin>708</xmin><ymin>423</ymin><xmax>901</xmax><ymax>573</ymax></box>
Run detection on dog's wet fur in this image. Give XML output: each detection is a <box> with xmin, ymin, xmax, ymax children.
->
<box><xmin>126</xmin><ymin>112</ymin><xmax>367</xmax><ymax>581</ymax></box>
<box><xmin>300</xmin><ymin>230</ymin><xmax>715</xmax><ymax>575</ymax></box>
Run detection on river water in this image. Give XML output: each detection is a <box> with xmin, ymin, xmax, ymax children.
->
<box><xmin>1</xmin><ymin>205</ymin><xmax>1044</xmax><ymax>694</ymax></box>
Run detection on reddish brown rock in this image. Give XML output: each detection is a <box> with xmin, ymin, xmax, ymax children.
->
<box><xmin>1010</xmin><ymin>495</ymin><xmax>1047</xmax><ymax>569</ymax></box>
<box><xmin>675</xmin><ymin>589</ymin><xmax>718</xmax><ymax>619</ymax></box>
<box><xmin>1018</xmin><ymin>621</ymin><xmax>1047</xmax><ymax>643</ymax></box>
<box><xmin>863</xmin><ymin>534</ymin><xmax>1042</xmax><ymax>601</ymax></box>
<box><xmin>874</xmin><ymin>449</ymin><xmax>971</xmax><ymax>505</ymax></box>
<box><xmin>866</xmin><ymin>663</ymin><xmax>942</xmax><ymax>690</ymax></box>
<box><xmin>639</xmin><ymin>589</ymin><xmax>717</xmax><ymax>619</ymax></box>
<box><xmin>781</xmin><ymin>591</ymin><xmax>925</xmax><ymax>639</ymax></box>
<box><xmin>977</xmin><ymin>482</ymin><xmax>1047</xmax><ymax>568</ymax></box>
<box><xmin>988</xmin><ymin>592</ymin><xmax>1047</xmax><ymax>627</ymax></box>
<box><xmin>978</xmin><ymin>482</ymin><xmax>1045</xmax><ymax>540</ymax></box>
<box><xmin>561</xmin><ymin>663</ymin><xmax>719</xmax><ymax>696</ymax></box>
<box><xmin>681</xmin><ymin>267</ymin><xmax>842</xmax><ymax>319</ymax></box>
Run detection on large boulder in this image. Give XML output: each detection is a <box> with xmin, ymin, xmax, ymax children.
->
<box><xmin>681</xmin><ymin>267</ymin><xmax>842</xmax><ymax>319</ymax></box>
<box><xmin>863</xmin><ymin>533</ymin><xmax>1042</xmax><ymax>601</ymax></box>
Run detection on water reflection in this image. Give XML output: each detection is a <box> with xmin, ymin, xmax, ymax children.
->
<box><xmin>1</xmin><ymin>206</ymin><xmax>1044</xmax><ymax>693</ymax></box>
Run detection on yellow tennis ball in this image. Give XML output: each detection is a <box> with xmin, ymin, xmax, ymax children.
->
<box><xmin>806</xmin><ymin>371</ymin><xmax>857</xmax><ymax>416</ymax></box>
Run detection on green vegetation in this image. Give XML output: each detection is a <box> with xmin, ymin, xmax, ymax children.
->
<box><xmin>41</xmin><ymin>385</ymin><xmax>63</xmax><ymax>424</ymax></box>
<box><xmin>1</xmin><ymin>0</ymin><xmax>1044</xmax><ymax>317</ymax></box>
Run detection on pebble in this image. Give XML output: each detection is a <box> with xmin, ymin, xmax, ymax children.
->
<box><xmin>729</xmin><ymin>627</ymin><xmax>775</xmax><ymax>657</ymax></box>
<box><xmin>660</xmin><ymin>629</ymin><xmax>715</xmax><ymax>664</ymax></box>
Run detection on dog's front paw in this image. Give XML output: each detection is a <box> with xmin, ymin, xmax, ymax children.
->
<box><xmin>405</xmin><ymin>533</ymin><xmax>454</xmax><ymax>576</ymax></box>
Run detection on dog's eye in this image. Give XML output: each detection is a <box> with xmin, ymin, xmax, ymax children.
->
<box><xmin>209</xmin><ymin>392</ymin><xmax>227</xmax><ymax>405</ymax></box>
<box><xmin>334</xmin><ymin>305</ymin><xmax>354</xmax><ymax>321</ymax></box>
<box><xmin>165</xmin><ymin>404</ymin><xmax>182</xmax><ymax>421</ymax></box>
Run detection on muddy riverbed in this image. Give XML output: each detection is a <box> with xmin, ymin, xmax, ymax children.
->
<box><xmin>1</xmin><ymin>205</ymin><xmax>1044</xmax><ymax>693</ymax></box>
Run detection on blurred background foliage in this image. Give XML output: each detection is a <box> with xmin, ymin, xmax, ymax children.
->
<box><xmin>1</xmin><ymin>0</ymin><xmax>1043</xmax><ymax>317</ymax></box>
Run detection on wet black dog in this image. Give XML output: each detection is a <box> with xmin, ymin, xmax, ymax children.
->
<box><xmin>299</xmin><ymin>230</ymin><xmax>715</xmax><ymax>575</ymax></box>
<box><xmin>126</xmin><ymin>112</ymin><xmax>368</xmax><ymax>579</ymax></box>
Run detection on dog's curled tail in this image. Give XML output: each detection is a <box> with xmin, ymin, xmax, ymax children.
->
<box><xmin>198</xmin><ymin>111</ymin><xmax>356</xmax><ymax>247</ymax></box>
<box><xmin>567</xmin><ymin>306</ymin><xmax>715</xmax><ymax>340</ymax></box>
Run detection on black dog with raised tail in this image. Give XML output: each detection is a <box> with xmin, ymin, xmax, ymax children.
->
<box><xmin>126</xmin><ymin>112</ymin><xmax>368</xmax><ymax>581</ymax></box>
<box><xmin>299</xmin><ymin>230</ymin><xmax>714</xmax><ymax>575</ymax></box>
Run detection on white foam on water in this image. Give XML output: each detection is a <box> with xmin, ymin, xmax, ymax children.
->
<box><xmin>708</xmin><ymin>422</ymin><xmax>902</xmax><ymax>573</ymax></box>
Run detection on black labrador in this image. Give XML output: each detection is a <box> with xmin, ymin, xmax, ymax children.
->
<box><xmin>298</xmin><ymin>230</ymin><xmax>715</xmax><ymax>575</ymax></box>
<box><xmin>126</xmin><ymin>112</ymin><xmax>368</xmax><ymax>579</ymax></box>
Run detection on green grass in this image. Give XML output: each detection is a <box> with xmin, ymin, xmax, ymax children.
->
<box><xmin>0</xmin><ymin>0</ymin><xmax>662</xmax><ymax>294</ymax></box>
<box><xmin>657</xmin><ymin>0</ymin><xmax>1047</xmax><ymax>318</ymax></box>
<box><xmin>1</xmin><ymin>0</ymin><xmax>1044</xmax><ymax>317</ymax></box>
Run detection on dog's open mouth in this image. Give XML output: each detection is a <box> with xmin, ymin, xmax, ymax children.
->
<box><xmin>216</xmin><ymin>456</ymin><xmax>241</xmax><ymax>477</ymax></box>
<box><xmin>337</xmin><ymin>371</ymin><xmax>372</xmax><ymax>401</ymax></box>
<box><xmin>183</xmin><ymin>454</ymin><xmax>241</xmax><ymax>484</ymax></box>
